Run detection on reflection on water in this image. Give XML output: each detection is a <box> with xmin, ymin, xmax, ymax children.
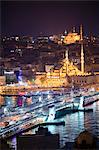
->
<box><xmin>0</xmin><ymin>96</ymin><xmax>5</xmax><ymax>106</ymax></box>
<box><xmin>1</xmin><ymin>95</ymin><xmax>99</xmax><ymax>148</ymax></box>
<box><xmin>0</xmin><ymin>96</ymin><xmax>18</xmax><ymax>107</ymax></box>
<box><xmin>0</xmin><ymin>95</ymin><xmax>33</xmax><ymax>108</ymax></box>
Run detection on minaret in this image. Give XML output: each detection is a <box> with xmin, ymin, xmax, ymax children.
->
<box><xmin>65</xmin><ymin>50</ymin><xmax>69</xmax><ymax>75</ymax></box>
<box><xmin>73</xmin><ymin>26</ymin><xmax>76</xmax><ymax>33</ymax></box>
<box><xmin>80</xmin><ymin>24</ymin><xmax>84</xmax><ymax>74</ymax></box>
<box><xmin>64</xmin><ymin>30</ymin><xmax>67</xmax><ymax>35</ymax></box>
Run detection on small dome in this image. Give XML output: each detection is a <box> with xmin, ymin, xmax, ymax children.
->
<box><xmin>76</xmin><ymin>130</ymin><xmax>94</xmax><ymax>145</ymax></box>
<box><xmin>74</xmin><ymin>130</ymin><xmax>97</xmax><ymax>149</ymax></box>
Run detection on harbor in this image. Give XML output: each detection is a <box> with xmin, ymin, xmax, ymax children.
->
<box><xmin>0</xmin><ymin>88</ymin><xmax>99</xmax><ymax>141</ymax></box>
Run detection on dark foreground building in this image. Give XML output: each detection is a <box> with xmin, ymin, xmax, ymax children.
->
<box><xmin>17</xmin><ymin>127</ymin><xmax>60</xmax><ymax>150</ymax></box>
<box><xmin>63</xmin><ymin>130</ymin><xmax>99</xmax><ymax>149</ymax></box>
<box><xmin>0</xmin><ymin>139</ymin><xmax>10</xmax><ymax>150</ymax></box>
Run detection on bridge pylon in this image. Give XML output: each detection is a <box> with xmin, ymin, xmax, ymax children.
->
<box><xmin>78</xmin><ymin>96</ymin><xmax>84</xmax><ymax>110</ymax></box>
<box><xmin>47</xmin><ymin>106</ymin><xmax>55</xmax><ymax>121</ymax></box>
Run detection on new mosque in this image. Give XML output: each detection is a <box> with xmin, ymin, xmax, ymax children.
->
<box><xmin>35</xmin><ymin>25</ymin><xmax>99</xmax><ymax>87</ymax></box>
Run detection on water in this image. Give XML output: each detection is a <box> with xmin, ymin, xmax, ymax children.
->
<box><xmin>0</xmin><ymin>94</ymin><xmax>99</xmax><ymax>149</ymax></box>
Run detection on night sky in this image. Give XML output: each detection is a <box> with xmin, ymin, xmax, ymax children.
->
<box><xmin>1</xmin><ymin>1</ymin><xmax>99</xmax><ymax>37</ymax></box>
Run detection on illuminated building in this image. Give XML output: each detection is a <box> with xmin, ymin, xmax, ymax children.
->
<box><xmin>63</xmin><ymin>27</ymin><xmax>80</xmax><ymax>44</ymax></box>
<box><xmin>34</xmin><ymin>37</ymin><xmax>93</xmax><ymax>88</ymax></box>
<box><xmin>35</xmin><ymin>26</ymin><xmax>88</xmax><ymax>87</ymax></box>
<box><xmin>4</xmin><ymin>70</ymin><xmax>17</xmax><ymax>84</ymax></box>
<box><xmin>37</xmin><ymin>36</ymin><xmax>49</xmax><ymax>44</ymax></box>
<box><xmin>0</xmin><ymin>96</ymin><xmax>5</xmax><ymax>106</ymax></box>
<box><xmin>17</xmin><ymin>69</ymin><xmax>23</xmax><ymax>84</ymax></box>
<box><xmin>49</xmin><ymin>34</ymin><xmax>62</xmax><ymax>44</ymax></box>
<box><xmin>34</xmin><ymin>50</ymin><xmax>84</xmax><ymax>87</ymax></box>
<box><xmin>45</xmin><ymin>65</ymin><xmax>54</xmax><ymax>73</ymax></box>
<box><xmin>0</xmin><ymin>76</ymin><xmax>6</xmax><ymax>85</ymax></box>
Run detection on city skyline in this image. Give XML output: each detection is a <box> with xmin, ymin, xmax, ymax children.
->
<box><xmin>0</xmin><ymin>2</ymin><xmax>99</xmax><ymax>149</ymax></box>
<box><xmin>1</xmin><ymin>1</ymin><xmax>99</xmax><ymax>37</ymax></box>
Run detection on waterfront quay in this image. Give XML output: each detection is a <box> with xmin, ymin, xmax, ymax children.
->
<box><xmin>0</xmin><ymin>82</ymin><xmax>99</xmax><ymax>95</ymax></box>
